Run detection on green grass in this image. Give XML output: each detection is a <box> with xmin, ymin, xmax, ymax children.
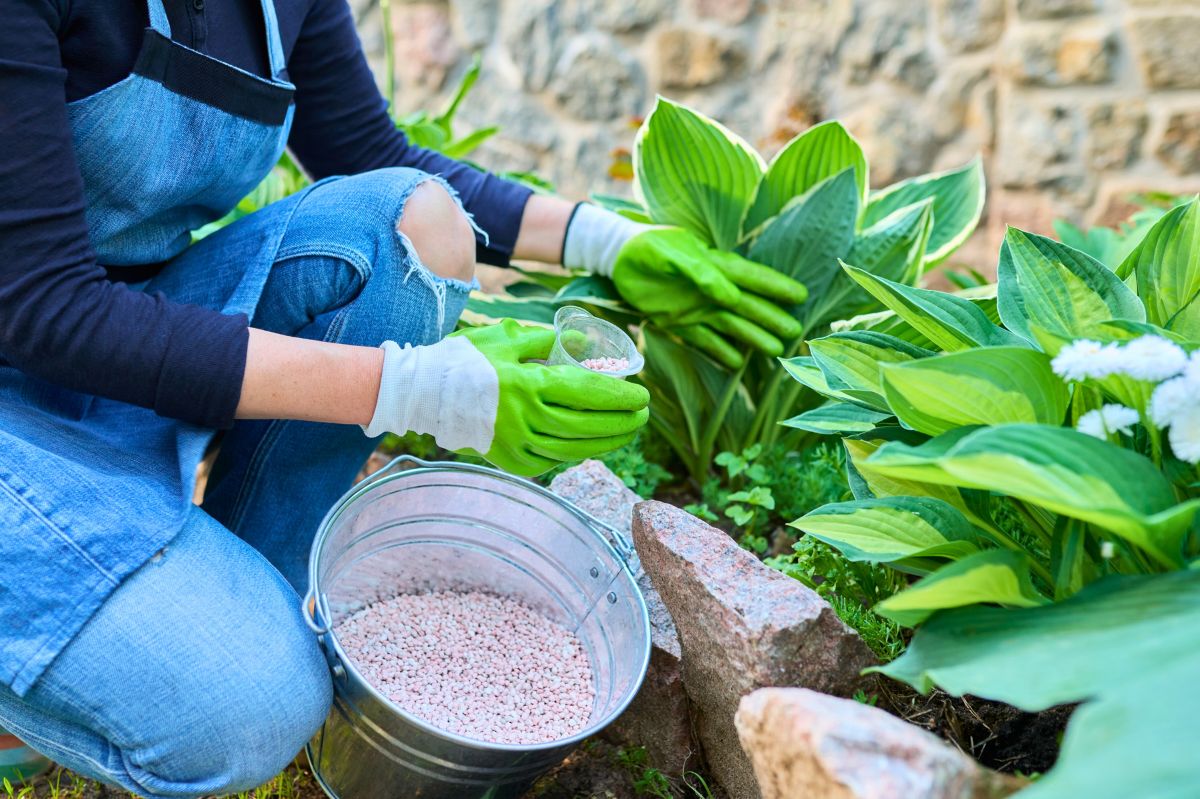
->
<box><xmin>7</xmin><ymin>762</ymin><xmax>324</xmax><ymax>799</ymax></box>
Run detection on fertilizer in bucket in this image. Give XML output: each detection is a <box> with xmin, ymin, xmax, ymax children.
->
<box><xmin>334</xmin><ymin>589</ymin><xmax>595</xmax><ymax>745</ymax></box>
<box><xmin>304</xmin><ymin>458</ymin><xmax>651</xmax><ymax>799</ymax></box>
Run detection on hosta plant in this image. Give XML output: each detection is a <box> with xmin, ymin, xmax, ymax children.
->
<box><xmin>470</xmin><ymin>98</ymin><xmax>986</xmax><ymax>481</ymax></box>
<box><xmin>785</xmin><ymin>197</ymin><xmax>1200</xmax><ymax>798</ymax></box>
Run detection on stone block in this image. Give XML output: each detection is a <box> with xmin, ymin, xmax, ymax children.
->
<box><xmin>633</xmin><ymin>501</ymin><xmax>875</xmax><ymax>799</ymax></box>
<box><xmin>1129</xmin><ymin>14</ymin><xmax>1200</xmax><ymax>89</ymax></box>
<box><xmin>1015</xmin><ymin>0</ymin><xmax>1095</xmax><ymax>18</ymax></box>
<box><xmin>552</xmin><ymin>35</ymin><xmax>647</xmax><ymax>122</ymax></box>
<box><xmin>391</xmin><ymin>3</ymin><xmax>461</xmax><ymax>98</ymax></box>
<box><xmin>1008</xmin><ymin>26</ymin><xmax>1114</xmax><ymax>86</ymax></box>
<box><xmin>693</xmin><ymin>0</ymin><xmax>756</xmax><ymax>25</ymax></box>
<box><xmin>1157</xmin><ymin>111</ymin><xmax>1200</xmax><ymax>175</ymax></box>
<box><xmin>655</xmin><ymin>27</ymin><xmax>746</xmax><ymax>89</ymax></box>
<box><xmin>934</xmin><ymin>0</ymin><xmax>1005</xmax><ymax>53</ymax></box>
<box><xmin>1087</xmin><ymin>103</ymin><xmax>1148</xmax><ymax>171</ymax></box>
<box><xmin>550</xmin><ymin>463</ymin><xmax>694</xmax><ymax>775</ymax></box>
<box><xmin>735</xmin><ymin>688</ymin><xmax>1025</xmax><ymax>799</ymax></box>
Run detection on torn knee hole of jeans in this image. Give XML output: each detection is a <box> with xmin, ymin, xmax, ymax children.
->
<box><xmin>394</xmin><ymin>176</ymin><xmax>484</xmax><ymax>333</ymax></box>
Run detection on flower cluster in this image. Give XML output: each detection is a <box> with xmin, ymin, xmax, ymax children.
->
<box><xmin>1054</xmin><ymin>335</ymin><xmax>1200</xmax><ymax>464</ymax></box>
<box><xmin>1051</xmin><ymin>336</ymin><xmax>1189</xmax><ymax>383</ymax></box>
<box><xmin>1076</xmin><ymin>404</ymin><xmax>1140</xmax><ymax>440</ymax></box>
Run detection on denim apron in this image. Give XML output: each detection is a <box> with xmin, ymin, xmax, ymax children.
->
<box><xmin>0</xmin><ymin>0</ymin><xmax>310</xmax><ymax>695</ymax></box>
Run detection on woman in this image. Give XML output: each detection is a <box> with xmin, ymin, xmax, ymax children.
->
<box><xmin>0</xmin><ymin>0</ymin><xmax>806</xmax><ymax>794</ymax></box>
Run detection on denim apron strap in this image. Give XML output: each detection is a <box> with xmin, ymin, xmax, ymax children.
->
<box><xmin>260</xmin><ymin>0</ymin><xmax>288</xmax><ymax>81</ymax></box>
<box><xmin>146</xmin><ymin>0</ymin><xmax>171</xmax><ymax>37</ymax></box>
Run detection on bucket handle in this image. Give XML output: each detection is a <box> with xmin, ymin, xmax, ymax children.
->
<box><xmin>361</xmin><ymin>455</ymin><xmax>637</xmax><ymax>565</ymax></box>
<box><xmin>302</xmin><ymin>587</ymin><xmax>329</xmax><ymax>636</ymax></box>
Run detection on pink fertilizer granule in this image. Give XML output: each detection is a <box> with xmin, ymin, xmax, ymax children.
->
<box><xmin>580</xmin><ymin>356</ymin><xmax>630</xmax><ymax>373</ymax></box>
<box><xmin>335</xmin><ymin>591</ymin><xmax>595</xmax><ymax>745</ymax></box>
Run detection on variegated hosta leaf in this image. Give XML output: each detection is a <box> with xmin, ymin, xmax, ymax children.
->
<box><xmin>633</xmin><ymin>97</ymin><xmax>765</xmax><ymax>250</ymax></box>
<box><xmin>842</xmin><ymin>264</ymin><xmax>1026</xmax><ymax>351</ymax></box>
<box><xmin>866</xmin><ymin>424</ymin><xmax>1198</xmax><ymax>568</ymax></box>
<box><xmin>874</xmin><ymin>549</ymin><xmax>1046</xmax><ymax>626</ymax></box>
<box><xmin>746</xmin><ymin>169</ymin><xmax>859</xmax><ymax>326</ymax></box>
<box><xmin>843</xmin><ymin>437</ymin><xmax>997</xmax><ymax>533</ymax></box>
<box><xmin>863</xmin><ymin>158</ymin><xmax>985</xmax><ymax>266</ymax></box>
<box><xmin>877</xmin><ymin>571</ymin><xmax>1200</xmax><ymax>799</ymax></box>
<box><xmin>792</xmin><ymin>496</ymin><xmax>982</xmax><ymax>576</ymax></box>
<box><xmin>804</xmin><ymin>201</ymin><xmax>933</xmax><ymax>332</ymax></box>
<box><xmin>998</xmin><ymin>228</ymin><xmax>1146</xmax><ymax>346</ymax></box>
<box><xmin>743</xmin><ymin>120</ymin><xmax>868</xmax><ymax>235</ymax></box>
<box><xmin>880</xmin><ymin>346</ymin><xmax>1070</xmax><ymax>435</ymax></box>
<box><xmin>1116</xmin><ymin>196</ymin><xmax>1200</xmax><ymax>339</ymax></box>
<box><xmin>808</xmin><ymin>331</ymin><xmax>934</xmax><ymax>411</ymax></box>
<box><xmin>781</xmin><ymin>402</ymin><xmax>891</xmax><ymax>434</ymax></box>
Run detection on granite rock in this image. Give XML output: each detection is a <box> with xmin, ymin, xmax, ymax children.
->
<box><xmin>633</xmin><ymin>501</ymin><xmax>876</xmax><ymax>799</ymax></box>
<box><xmin>550</xmin><ymin>463</ymin><xmax>694</xmax><ymax>774</ymax></box>
<box><xmin>735</xmin><ymin>688</ymin><xmax>1024</xmax><ymax>799</ymax></box>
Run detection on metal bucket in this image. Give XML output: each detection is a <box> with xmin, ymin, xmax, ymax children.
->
<box><xmin>302</xmin><ymin>456</ymin><xmax>651</xmax><ymax>799</ymax></box>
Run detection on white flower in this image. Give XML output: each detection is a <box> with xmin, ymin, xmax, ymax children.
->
<box><xmin>1183</xmin><ymin>350</ymin><xmax>1200</xmax><ymax>386</ymax></box>
<box><xmin>1116</xmin><ymin>335</ymin><xmax>1188</xmax><ymax>382</ymax></box>
<box><xmin>1076</xmin><ymin>404</ymin><xmax>1140</xmax><ymax>439</ymax></box>
<box><xmin>1149</xmin><ymin>376</ymin><xmax>1198</xmax><ymax>427</ymax></box>
<box><xmin>1168</xmin><ymin>405</ymin><xmax>1200</xmax><ymax>464</ymax></box>
<box><xmin>1100</xmin><ymin>541</ymin><xmax>1115</xmax><ymax>560</ymax></box>
<box><xmin>1051</xmin><ymin>340</ymin><xmax>1125</xmax><ymax>381</ymax></box>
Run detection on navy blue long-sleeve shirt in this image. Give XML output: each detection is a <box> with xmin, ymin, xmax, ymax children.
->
<box><xmin>0</xmin><ymin>0</ymin><xmax>532</xmax><ymax>429</ymax></box>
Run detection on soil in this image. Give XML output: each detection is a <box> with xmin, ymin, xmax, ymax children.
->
<box><xmin>526</xmin><ymin>738</ymin><xmax>728</xmax><ymax>799</ymax></box>
<box><xmin>873</xmin><ymin>676</ymin><xmax>1072</xmax><ymax>775</ymax></box>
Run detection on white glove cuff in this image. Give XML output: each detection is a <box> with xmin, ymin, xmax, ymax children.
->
<box><xmin>562</xmin><ymin>203</ymin><xmax>647</xmax><ymax>278</ymax></box>
<box><xmin>362</xmin><ymin>338</ymin><xmax>499</xmax><ymax>453</ymax></box>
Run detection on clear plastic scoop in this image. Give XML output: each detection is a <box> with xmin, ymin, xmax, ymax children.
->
<box><xmin>547</xmin><ymin>306</ymin><xmax>644</xmax><ymax>378</ymax></box>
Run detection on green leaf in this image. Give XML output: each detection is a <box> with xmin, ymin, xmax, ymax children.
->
<box><xmin>792</xmin><ymin>496</ymin><xmax>981</xmax><ymax>575</ymax></box>
<box><xmin>463</xmin><ymin>291</ymin><xmax>558</xmax><ymax>325</ymax></box>
<box><xmin>876</xmin><ymin>571</ymin><xmax>1200</xmax><ymax>799</ymax></box>
<box><xmin>781</xmin><ymin>402</ymin><xmax>891</xmax><ymax>434</ymax></box>
<box><xmin>641</xmin><ymin>327</ymin><xmax>711</xmax><ymax>464</ymax></box>
<box><xmin>842</xmin><ymin>264</ymin><xmax>1026</xmax><ymax>351</ymax></box>
<box><xmin>634</xmin><ymin>97</ymin><xmax>765</xmax><ymax>249</ymax></box>
<box><xmin>589</xmin><ymin>193</ymin><xmax>651</xmax><ymax>222</ymax></box>
<box><xmin>439</xmin><ymin>125</ymin><xmax>499</xmax><ymax>159</ymax></box>
<box><xmin>809</xmin><ymin>331</ymin><xmax>934</xmax><ymax>411</ymax></box>
<box><xmin>874</xmin><ymin>549</ymin><xmax>1046</xmax><ymax>626</ymax></box>
<box><xmin>747</xmin><ymin>169</ymin><xmax>859</xmax><ymax>326</ymax></box>
<box><xmin>743</xmin><ymin>120</ymin><xmax>868</xmax><ymax>234</ymax></box>
<box><xmin>779</xmin><ymin>355</ymin><xmax>862</xmax><ymax>405</ymax></box>
<box><xmin>880</xmin><ymin>347</ymin><xmax>1070</xmax><ymax>435</ymax></box>
<box><xmin>864</xmin><ymin>158</ymin><xmax>985</xmax><ymax>266</ymax></box>
<box><xmin>998</xmin><ymin>228</ymin><xmax>1146</xmax><ymax>346</ymax></box>
<box><xmin>804</xmin><ymin>201</ymin><xmax>933</xmax><ymax>331</ymax></box>
<box><xmin>843</xmin><ymin>436</ymin><xmax>1008</xmax><ymax>543</ymax></box>
<box><xmin>867</xmin><ymin>424</ymin><xmax>1198</xmax><ymax>567</ymax></box>
<box><xmin>1117</xmin><ymin>197</ymin><xmax>1200</xmax><ymax>338</ymax></box>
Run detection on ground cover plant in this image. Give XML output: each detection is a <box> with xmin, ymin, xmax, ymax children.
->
<box><xmin>782</xmin><ymin>196</ymin><xmax>1200</xmax><ymax>797</ymax></box>
<box><xmin>471</xmin><ymin>98</ymin><xmax>986</xmax><ymax>483</ymax></box>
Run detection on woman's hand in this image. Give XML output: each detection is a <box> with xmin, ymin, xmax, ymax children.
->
<box><xmin>611</xmin><ymin>228</ymin><xmax>807</xmax><ymax>368</ymax></box>
<box><xmin>558</xmin><ymin>203</ymin><xmax>808</xmax><ymax>369</ymax></box>
<box><xmin>363</xmin><ymin>319</ymin><xmax>650</xmax><ymax>476</ymax></box>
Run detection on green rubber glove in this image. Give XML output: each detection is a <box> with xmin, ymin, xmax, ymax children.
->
<box><xmin>454</xmin><ymin>322</ymin><xmax>650</xmax><ymax>475</ymax></box>
<box><xmin>612</xmin><ymin>227</ymin><xmax>808</xmax><ymax>369</ymax></box>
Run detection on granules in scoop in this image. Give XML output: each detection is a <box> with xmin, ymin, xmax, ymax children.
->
<box><xmin>335</xmin><ymin>590</ymin><xmax>595</xmax><ymax>745</ymax></box>
<box><xmin>580</xmin><ymin>356</ymin><xmax>630</xmax><ymax>373</ymax></box>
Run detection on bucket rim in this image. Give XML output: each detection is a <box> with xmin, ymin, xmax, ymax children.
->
<box><xmin>302</xmin><ymin>455</ymin><xmax>653</xmax><ymax>753</ymax></box>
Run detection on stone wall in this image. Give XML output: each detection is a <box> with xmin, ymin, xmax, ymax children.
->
<box><xmin>352</xmin><ymin>0</ymin><xmax>1200</xmax><ymax>269</ymax></box>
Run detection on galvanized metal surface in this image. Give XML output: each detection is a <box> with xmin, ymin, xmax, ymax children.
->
<box><xmin>303</xmin><ymin>457</ymin><xmax>651</xmax><ymax>799</ymax></box>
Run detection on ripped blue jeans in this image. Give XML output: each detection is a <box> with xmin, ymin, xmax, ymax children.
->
<box><xmin>0</xmin><ymin>167</ymin><xmax>476</xmax><ymax>797</ymax></box>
